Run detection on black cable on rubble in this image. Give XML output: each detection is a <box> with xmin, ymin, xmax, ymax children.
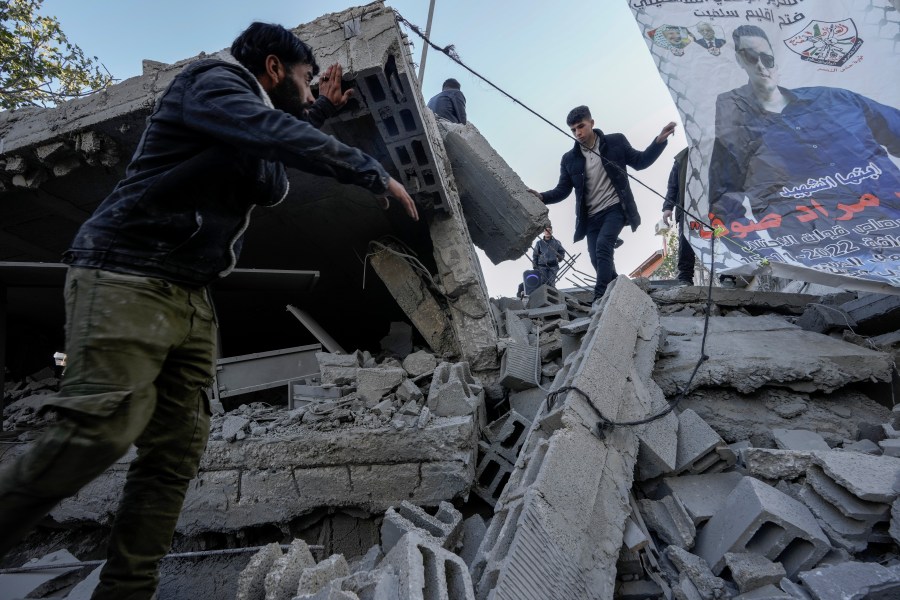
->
<box><xmin>391</xmin><ymin>12</ymin><xmax>723</xmax><ymax>431</ymax></box>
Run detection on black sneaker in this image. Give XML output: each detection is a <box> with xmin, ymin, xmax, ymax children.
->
<box><xmin>614</xmin><ymin>238</ymin><xmax>624</xmax><ymax>249</ymax></box>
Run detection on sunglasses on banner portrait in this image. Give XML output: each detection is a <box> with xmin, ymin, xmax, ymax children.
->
<box><xmin>738</xmin><ymin>48</ymin><xmax>776</xmax><ymax>68</ymax></box>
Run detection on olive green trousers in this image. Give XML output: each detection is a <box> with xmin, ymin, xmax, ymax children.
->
<box><xmin>0</xmin><ymin>267</ymin><xmax>216</xmax><ymax>600</ymax></box>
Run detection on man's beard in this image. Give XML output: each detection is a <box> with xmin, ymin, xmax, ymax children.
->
<box><xmin>270</xmin><ymin>75</ymin><xmax>310</xmax><ymax>119</ymax></box>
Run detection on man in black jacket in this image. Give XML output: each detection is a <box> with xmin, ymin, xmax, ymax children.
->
<box><xmin>427</xmin><ymin>78</ymin><xmax>467</xmax><ymax>124</ymax></box>
<box><xmin>662</xmin><ymin>148</ymin><xmax>696</xmax><ymax>285</ymax></box>
<box><xmin>0</xmin><ymin>22</ymin><xmax>417</xmax><ymax>599</ymax></box>
<box><xmin>529</xmin><ymin>105</ymin><xmax>675</xmax><ymax>302</ymax></box>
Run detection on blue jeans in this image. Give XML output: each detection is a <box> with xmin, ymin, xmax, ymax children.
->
<box><xmin>586</xmin><ymin>204</ymin><xmax>626</xmax><ymax>300</ymax></box>
<box><xmin>0</xmin><ymin>268</ymin><xmax>217</xmax><ymax>599</ymax></box>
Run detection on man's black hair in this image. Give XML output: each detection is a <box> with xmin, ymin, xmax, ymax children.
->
<box><xmin>442</xmin><ymin>78</ymin><xmax>461</xmax><ymax>90</ymax></box>
<box><xmin>231</xmin><ymin>22</ymin><xmax>320</xmax><ymax>77</ymax></box>
<box><xmin>732</xmin><ymin>25</ymin><xmax>770</xmax><ymax>50</ymax></box>
<box><xmin>566</xmin><ymin>105</ymin><xmax>592</xmax><ymax>126</ymax></box>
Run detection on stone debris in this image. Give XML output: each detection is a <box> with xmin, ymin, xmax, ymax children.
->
<box><xmin>4</xmin><ymin>4</ymin><xmax>900</xmax><ymax>600</ymax></box>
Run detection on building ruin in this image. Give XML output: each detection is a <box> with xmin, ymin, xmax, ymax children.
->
<box><xmin>2</xmin><ymin>3</ymin><xmax>900</xmax><ymax>599</ymax></box>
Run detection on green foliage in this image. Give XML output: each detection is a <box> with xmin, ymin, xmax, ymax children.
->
<box><xmin>652</xmin><ymin>228</ymin><xmax>680</xmax><ymax>280</ymax></box>
<box><xmin>0</xmin><ymin>0</ymin><xmax>113</xmax><ymax>110</ymax></box>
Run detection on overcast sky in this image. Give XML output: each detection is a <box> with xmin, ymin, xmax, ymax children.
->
<box><xmin>42</xmin><ymin>0</ymin><xmax>686</xmax><ymax>298</ymax></box>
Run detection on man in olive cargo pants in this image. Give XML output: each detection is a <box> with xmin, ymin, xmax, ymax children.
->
<box><xmin>0</xmin><ymin>20</ymin><xmax>418</xmax><ymax>600</ymax></box>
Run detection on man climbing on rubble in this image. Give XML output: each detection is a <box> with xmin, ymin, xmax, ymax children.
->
<box><xmin>0</xmin><ymin>21</ymin><xmax>417</xmax><ymax>600</ymax></box>
<box><xmin>528</xmin><ymin>105</ymin><xmax>675</xmax><ymax>304</ymax></box>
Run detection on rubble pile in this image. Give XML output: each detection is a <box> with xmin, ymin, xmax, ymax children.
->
<box><xmin>1</xmin><ymin>367</ymin><xmax>60</xmax><ymax>435</ymax></box>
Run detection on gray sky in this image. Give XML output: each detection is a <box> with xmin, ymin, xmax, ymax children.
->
<box><xmin>43</xmin><ymin>0</ymin><xmax>685</xmax><ymax>297</ymax></box>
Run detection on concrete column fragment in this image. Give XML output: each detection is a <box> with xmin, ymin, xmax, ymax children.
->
<box><xmin>434</xmin><ymin>119</ymin><xmax>547</xmax><ymax>264</ymax></box>
<box><xmin>694</xmin><ymin>477</ymin><xmax>830</xmax><ymax>578</ymax></box>
<box><xmin>368</xmin><ymin>242</ymin><xmax>457</xmax><ymax>359</ymax></box>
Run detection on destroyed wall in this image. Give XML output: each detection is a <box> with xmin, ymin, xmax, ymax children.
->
<box><xmin>0</xmin><ymin>1</ymin><xmax>504</xmax><ymax>385</ymax></box>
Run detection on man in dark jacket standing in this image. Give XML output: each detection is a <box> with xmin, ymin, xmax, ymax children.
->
<box><xmin>427</xmin><ymin>78</ymin><xmax>467</xmax><ymax>124</ymax></box>
<box><xmin>532</xmin><ymin>224</ymin><xmax>566</xmax><ymax>287</ymax></box>
<box><xmin>662</xmin><ymin>147</ymin><xmax>696</xmax><ymax>285</ymax></box>
<box><xmin>0</xmin><ymin>22</ymin><xmax>417</xmax><ymax>599</ymax></box>
<box><xmin>529</xmin><ymin>105</ymin><xmax>675</xmax><ymax>302</ymax></box>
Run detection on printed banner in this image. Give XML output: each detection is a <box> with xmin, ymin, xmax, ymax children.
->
<box><xmin>629</xmin><ymin>0</ymin><xmax>900</xmax><ymax>288</ymax></box>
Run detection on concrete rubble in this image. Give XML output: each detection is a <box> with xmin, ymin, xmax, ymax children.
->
<box><xmin>3</xmin><ymin>3</ymin><xmax>900</xmax><ymax>600</ymax></box>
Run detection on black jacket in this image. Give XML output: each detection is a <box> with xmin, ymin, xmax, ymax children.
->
<box><xmin>64</xmin><ymin>59</ymin><xmax>390</xmax><ymax>286</ymax></box>
<box><xmin>426</xmin><ymin>89</ymin><xmax>467</xmax><ymax>124</ymax></box>
<box><xmin>663</xmin><ymin>148</ymin><xmax>689</xmax><ymax>222</ymax></box>
<box><xmin>540</xmin><ymin>129</ymin><xmax>667</xmax><ymax>242</ymax></box>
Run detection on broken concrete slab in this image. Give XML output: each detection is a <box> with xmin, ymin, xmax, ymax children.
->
<box><xmin>677</xmin><ymin>388</ymin><xmax>891</xmax><ymax>448</ymax></box>
<box><xmin>772</xmin><ymin>429</ymin><xmax>831</xmax><ymax>452</ymax></box>
<box><xmin>664</xmin><ymin>545</ymin><xmax>728</xmax><ymax>600</ymax></box>
<box><xmin>637</xmin><ymin>495</ymin><xmax>696</xmax><ymax>548</ymax></box>
<box><xmin>651</xmin><ymin>287</ymin><xmax>821</xmax><ymax>315</ymax></box>
<box><xmin>805</xmin><ymin>465</ymin><xmax>890</xmax><ymax>524</ymax></box>
<box><xmin>799</xmin><ymin>561</ymin><xmax>900</xmax><ymax>600</ymax></box>
<box><xmin>435</xmin><ymin>119</ymin><xmax>546</xmax><ymax>264</ymax></box>
<box><xmin>812</xmin><ymin>451</ymin><xmax>900</xmax><ymax>504</ymax></box>
<box><xmin>840</xmin><ymin>293</ymin><xmax>900</xmax><ymax>336</ymax></box>
<box><xmin>653</xmin><ymin>315</ymin><xmax>893</xmax><ymax>395</ymax></box>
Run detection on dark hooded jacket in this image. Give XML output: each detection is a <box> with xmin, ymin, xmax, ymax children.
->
<box><xmin>64</xmin><ymin>58</ymin><xmax>390</xmax><ymax>286</ymax></box>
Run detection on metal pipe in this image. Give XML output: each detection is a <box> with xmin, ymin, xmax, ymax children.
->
<box><xmin>417</xmin><ymin>0</ymin><xmax>437</xmax><ymax>84</ymax></box>
<box><xmin>0</xmin><ymin>544</ymin><xmax>325</xmax><ymax>575</ymax></box>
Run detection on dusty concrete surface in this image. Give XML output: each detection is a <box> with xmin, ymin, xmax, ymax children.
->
<box><xmin>3</xmin><ymin>3</ymin><xmax>900</xmax><ymax>600</ymax></box>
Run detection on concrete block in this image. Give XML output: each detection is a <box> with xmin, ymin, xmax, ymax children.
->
<box><xmin>665</xmin><ymin>545</ymin><xmax>728</xmax><ymax>600</ymax></box>
<box><xmin>402</xmin><ymin>350</ymin><xmax>437</xmax><ymax>378</ymax></box>
<box><xmin>317</xmin><ymin>352</ymin><xmax>361</xmax><ymax>385</ymax></box>
<box><xmin>472</xmin><ymin>441</ymin><xmax>515</xmax><ymax>506</ymax></box>
<box><xmin>892</xmin><ymin>498</ymin><xmax>900</xmax><ymax>545</ymax></box>
<box><xmin>508</xmin><ymin>388</ymin><xmax>546</xmax><ymax>422</ymax></box>
<box><xmin>805</xmin><ymin>465</ymin><xmax>889</xmax><ymax>524</ymax></box>
<box><xmin>380</xmin><ymin>500</ymin><xmax>463</xmax><ymax>554</ymax></box>
<box><xmin>675</xmin><ymin>409</ymin><xmax>733</xmax><ymax>475</ymax></box>
<box><xmin>841</xmin><ymin>439</ymin><xmax>881</xmax><ymax>455</ymax></box>
<box><xmin>483</xmin><ymin>410</ymin><xmax>531</xmax><ymax>465</ymax></box>
<box><xmin>638</xmin><ymin>495</ymin><xmax>696</xmax><ymax>549</ymax></box>
<box><xmin>878</xmin><ymin>438</ymin><xmax>900</xmax><ymax>457</ymax></box>
<box><xmin>291</xmin><ymin>382</ymin><xmax>347</xmax><ymax>410</ymax></box>
<box><xmin>502</xmin><ymin>309</ymin><xmax>531</xmax><ymax>344</ymax></box>
<box><xmin>297</xmin><ymin>554</ymin><xmax>350</xmax><ymax>596</ymax></box>
<box><xmin>797</xmin><ymin>304</ymin><xmax>855</xmax><ymax>334</ymax></box>
<box><xmin>840</xmin><ymin>292</ymin><xmax>900</xmax><ymax>335</ymax></box>
<box><xmin>457</xmin><ymin>515</ymin><xmax>487</xmax><ymax>568</ymax></box>
<box><xmin>236</xmin><ymin>543</ymin><xmax>283</xmax><ymax>600</ymax></box>
<box><xmin>427</xmin><ymin>361</ymin><xmax>484</xmax><ymax>418</ymax></box>
<box><xmin>652</xmin><ymin>287</ymin><xmax>821</xmax><ymax>314</ymax></box>
<box><xmin>694</xmin><ymin>477</ymin><xmax>830</xmax><ymax>578</ymax></box>
<box><xmin>336</xmin><ymin>567</ymin><xmax>400</xmax><ymax>600</ymax></box>
<box><xmin>799</xmin><ymin>561</ymin><xmax>900</xmax><ymax>600</ymax></box>
<box><xmin>265</xmin><ymin>538</ymin><xmax>316</xmax><ymax>600</ymax></box>
<box><xmin>356</xmin><ymin>367</ymin><xmax>406</xmax><ymax>404</ymax></box>
<box><xmin>498</xmin><ymin>342</ymin><xmax>539</xmax><ymax>391</ymax></box>
<box><xmin>396</xmin><ymin>379</ymin><xmax>424</xmax><ymax>404</ymax></box>
<box><xmin>525</xmin><ymin>285</ymin><xmax>564</xmax><ymax>310</ymax></box>
<box><xmin>435</xmin><ymin>119</ymin><xmax>546</xmax><ymax>263</ymax></box>
<box><xmin>522</xmin><ymin>302</ymin><xmax>568</xmax><ymax>322</ymax></box>
<box><xmin>743</xmin><ymin>448</ymin><xmax>819</xmax><ymax>481</ymax></box>
<box><xmin>381</xmin><ymin>532</ymin><xmax>475</xmax><ymax>600</ymax></box>
<box><xmin>659</xmin><ymin>471</ymin><xmax>744</xmax><ymax>525</ymax></box>
<box><xmin>812</xmin><ymin>451</ymin><xmax>900</xmax><ymax>503</ymax></box>
<box><xmin>772</xmin><ymin>429</ymin><xmax>831</xmax><ymax>452</ymax></box>
<box><xmin>723</xmin><ymin>552</ymin><xmax>786</xmax><ymax>593</ymax></box>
